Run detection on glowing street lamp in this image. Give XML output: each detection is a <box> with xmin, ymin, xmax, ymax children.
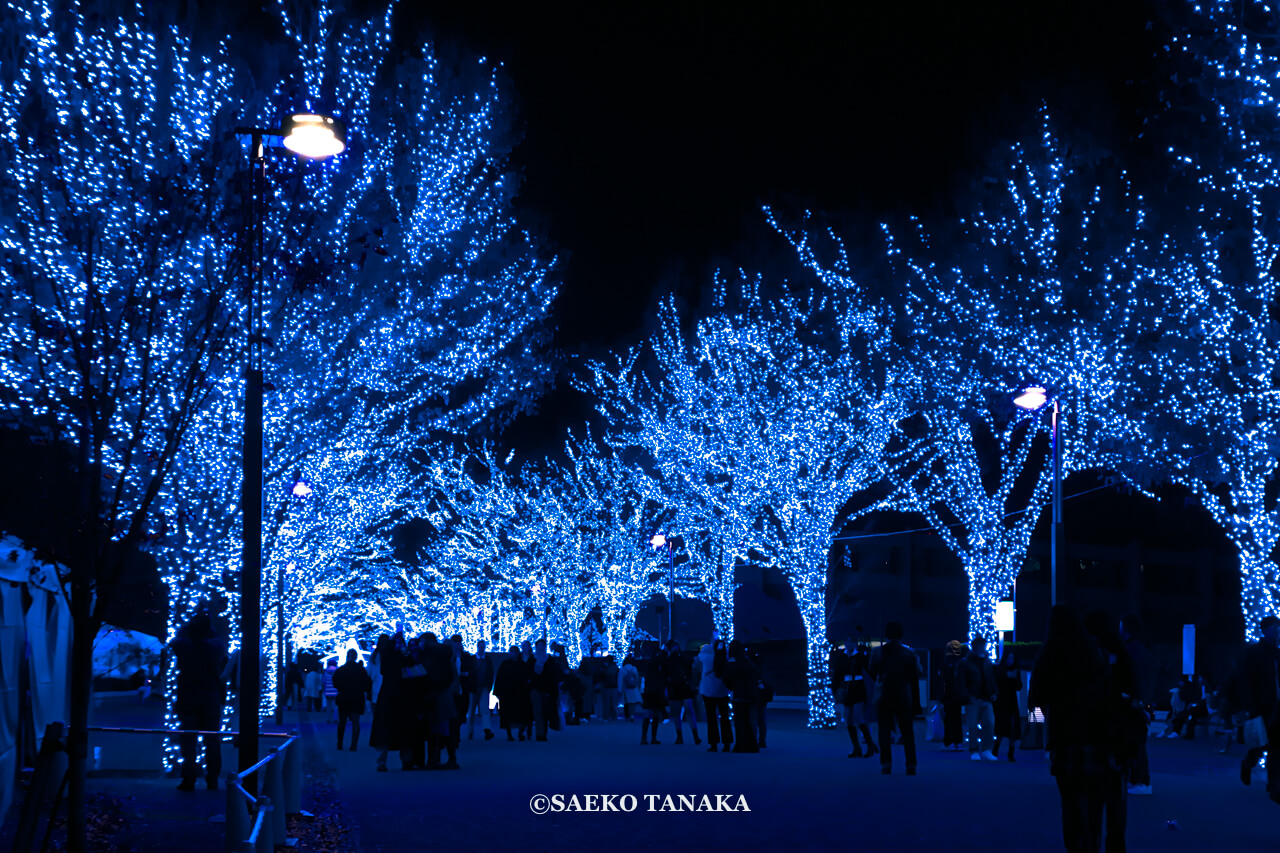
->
<box><xmin>281</xmin><ymin>114</ymin><xmax>346</xmax><ymax>158</ymax></box>
<box><xmin>233</xmin><ymin>113</ymin><xmax>344</xmax><ymax>796</ymax></box>
<box><xmin>1014</xmin><ymin>385</ymin><xmax>1062</xmax><ymax>606</ymax></box>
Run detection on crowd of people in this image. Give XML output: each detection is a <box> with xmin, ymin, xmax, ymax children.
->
<box><xmin>266</xmin><ymin>627</ymin><xmax>778</xmax><ymax>771</ymax></box>
<box><xmin>170</xmin><ymin>605</ymin><xmax>1280</xmax><ymax>853</ymax></box>
<box><xmin>824</xmin><ymin>609</ymin><xmax>1280</xmax><ymax>851</ymax></box>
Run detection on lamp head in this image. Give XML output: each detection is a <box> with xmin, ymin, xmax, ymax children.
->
<box><xmin>1013</xmin><ymin>386</ymin><xmax>1048</xmax><ymax>410</ymax></box>
<box><xmin>282</xmin><ymin>113</ymin><xmax>346</xmax><ymax>158</ymax></box>
<box><xmin>650</xmin><ymin>533</ymin><xmax>667</xmax><ymax>549</ymax></box>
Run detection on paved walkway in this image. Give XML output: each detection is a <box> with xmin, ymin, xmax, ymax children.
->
<box><xmin>311</xmin><ymin>711</ymin><xmax>1277</xmax><ymax>853</ymax></box>
<box><xmin>4</xmin><ymin>701</ymin><xmax>1275</xmax><ymax>852</ymax></box>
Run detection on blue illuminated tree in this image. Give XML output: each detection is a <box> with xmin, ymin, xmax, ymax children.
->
<box><xmin>775</xmin><ymin>117</ymin><xmax>1164</xmax><ymax>648</ymax></box>
<box><xmin>554</xmin><ymin>434</ymin><xmax>669</xmax><ymax>660</ymax></box>
<box><xmin>1122</xmin><ymin>0</ymin><xmax>1280</xmax><ymax>637</ymax></box>
<box><xmin>389</xmin><ymin>437</ymin><xmax>666</xmax><ymax>664</ymax></box>
<box><xmin>586</xmin><ymin>338</ymin><xmax>752</xmax><ymax>642</ymax></box>
<box><xmin>0</xmin><ymin>1</ymin><xmax>558</xmax><ymax>813</ymax></box>
<box><xmin>161</xmin><ymin>15</ymin><xmax>557</xmax><ymax>707</ymax></box>
<box><xmin>0</xmin><ymin>2</ymin><xmax>269</xmax><ymax>835</ymax></box>
<box><xmin>592</xmin><ymin>274</ymin><xmax>904</xmax><ymax>726</ymax></box>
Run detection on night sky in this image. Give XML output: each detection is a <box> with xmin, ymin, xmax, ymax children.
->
<box><xmin>408</xmin><ymin>0</ymin><xmax>1163</xmax><ymax>354</ymax></box>
<box><xmin>390</xmin><ymin>2</ymin><xmax>1242</xmax><ymax>583</ymax></box>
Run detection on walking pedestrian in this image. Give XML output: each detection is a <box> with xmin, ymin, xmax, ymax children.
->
<box><xmin>368</xmin><ymin>634</ymin><xmax>399</xmax><ymax>771</ymax></box>
<box><xmin>992</xmin><ymin>648</ymin><xmax>1022</xmax><ymax>761</ymax></box>
<box><xmin>530</xmin><ymin>638</ymin><xmax>561</xmax><ymax>741</ymax></box>
<box><xmin>639</xmin><ymin>648</ymin><xmax>669</xmax><ymax>745</ymax></box>
<box><xmin>284</xmin><ymin>661</ymin><xmax>304</xmax><ymax>711</ymax></box>
<box><xmin>467</xmin><ymin>639</ymin><xmax>496</xmax><ymax>740</ymax></box>
<box><xmin>618</xmin><ymin>655</ymin><xmax>642</xmax><ymax>721</ymax></box>
<box><xmin>698</xmin><ymin>634</ymin><xmax>732</xmax><ymax>753</ymax></box>
<box><xmin>869</xmin><ymin>621</ymin><xmax>923</xmax><ymax>775</ymax></box>
<box><xmin>495</xmin><ymin>645</ymin><xmax>531</xmax><ymax>740</ymax></box>
<box><xmin>598</xmin><ymin>656</ymin><xmax>619</xmax><ymax>721</ymax></box>
<box><xmin>334</xmin><ymin>648</ymin><xmax>372</xmax><ymax>751</ymax></box>
<box><xmin>662</xmin><ymin>641</ymin><xmax>700</xmax><ymax>745</ymax></box>
<box><xmin>961</xmin><ymin>635</ymin><xmax>998</xmax><ymax>761</ymax></box>
<box><xmin>322</xmin><ymin>658</ymin><xmax>339</xmax><ymax>723</ymax></box>
<box><xmin>172</xmin><ymin>611</ymin><xmax>226</xmax><ymax>791</ymax></box>
<box><xmin>940</xmin><ymin>640</ymin><xmax>967</xmax><ymax>751</ymax></box>
<box><xmin>1119</xmin><ymin>615</ymin><xmax>1155</xmax><ymax>795</ymax></box>
<box><xmin>1031</xmin><ymin>606</ymin><xmax>1131</xmax><ymax>853</ymax></box>
<box><xmin>1240</xmin><ymin>614</ymin><xmax>1280</xmax><ymax>800</ymax></box>
<box><xmin>838</xmin><ymin>635</ymin><xmax>876</xmax><ymax>758</ymax></box>
<box><xmin>304</xmin><ymin>665</ymin><xmax>323</xmax><ymax>712</ymax></box>
<box><xmin>722</xmin><ymin>640</ymin><xmax>760</xmax><ymax>752</ymax></box>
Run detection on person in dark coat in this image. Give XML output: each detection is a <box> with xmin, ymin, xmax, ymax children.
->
<box><xmin>399</xmin><ymin>632</ymin><xmax>433</xmax><ymax>769</ymax></box>
<box><xmin>1031</xmin><ymin>606</ymin><xmax>1133</xmax><ymax>853</ymax></box>
<box><xmin>494</xmin><ymin>645</ymin><xmax>531</xmax><ymax>740</ymax></box>
<box><xmin>172</xmin><ymin>611</ymin><xmax>227</xmax><ymax>791</ymax></box>
<box><xmin>426</xmin><ymin>636</ymin><xmax>461</xmax><ymax>769</ymax></box>
<box><xmin>639</xmin><ymin>648</ymin><xmax>669</xmax><ymax>745</ymax></box>
<box><xmin>961</xmin><ymin>635</ymin><xmax>998</xmax><ymax>760</ymax></box>
<box><xmin>869</xmin><ymin>621</ymin><xmax>923</xmax><ymax>775</ymax></box>
<box><xmin>1240</xmin><ymin>614</ymin><xmax>1280</xmax><ymax>797</ymax></box>
<box><xmin>598</xmin><ymin>656</ymin><xmax>619</xmax><ymax>721</ymax></box>
<box><xmin>830</xmin><ymin>640</ymin><xmax>852</xmax><ymax>720</ymax></box>
<box><xmin>940</xmin><ymin>640</ymin><xmax>967</xmax><ymax>751</ymax></box>
<box><xmin>367</xmin><ymin>634</ymin><xmax>400</xmax><ymax>771</ymax></box>
<box><xmin>529</xmin><ymin>638</ymin><xmax>562</xmax><ymax>741</ymax></box>
<box><xmin>697</xmin><ymin>636</ymin><xmax>732</xmax><ymax>752</ymax></box>
<box><xmin>1119</xmin><ymin>615</ymin><xmax>1155</xmax><ymax>795</ymax></box>
<box><xmin>333</xmin><ymin>648</ymin><xmax>372</xmax><ymax>751</ymax></box>
<box><xmin>836</xmin><ymin>636</ymin><xmax>876</xmax><ymax>758</ymax></box>
<box><xmin>284</xmin><ymin>661</ymin><xmax>305</xmax><ymax>711</ymax></box>
<box><xmin>467</xmin><ymin>639</ymin><xmax>496</xmax><ymax>740</ymax></box>
<box><xmin>749</xmin><ymin>646</ymin><xmax>772</xmax><ymax>748</ymax></box>
<box><xmin>992</xmin><ymin>648</ymin><xmax>1023</xmax><ymax>761</ymax></box>
<box><xmin>722</xmin><ymin>640</ymin><xmax>761</xmax><ymax>752</ymax></box>
<box><xmin>518</xmin><ymin>639</ymin><xmax>536</xmax><ymax>739</ymax></box>
<box><xmin>662</xmin><ymin>641</ymin><xmax>701</xmax><ymax>745</ymax></box>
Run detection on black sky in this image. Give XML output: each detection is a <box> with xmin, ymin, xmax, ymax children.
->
<box><xmin>407</xmin><ymin>0</ymin><xmax>1163</xmax><ymax>355</ymax></box>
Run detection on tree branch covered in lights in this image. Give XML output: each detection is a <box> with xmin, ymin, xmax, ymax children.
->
<box><xmin>1124</xmin><ymin>0</ymin><xmax>1280</xmax><ymax>637</ymax></box>
<box><xmin>154</xmin><ymin>3</ymin><xmax>557</xmax><ymax>708</ymax></box>
<box><xmin>0</xmin><ymin>2</ymin><xmax>559</xmax><ymax>797</ymax></box>
<box><xmin>774</xmin><ymin>117</ymin><xmax>1166</xmax><ymax>649</ymax></box>
<box><xmin>591</xmin><ymin>274</ymin><xmax>903</xmax><ymax>726</ymax></box>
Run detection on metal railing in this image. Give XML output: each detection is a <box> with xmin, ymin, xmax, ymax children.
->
<box><xmin>83</xmin><ymin>726</ymin><xmax>302</xmax><ymax>853</ymax></box>
<box><xmin>14</xmin><ymin>725</ymin><xmax>303</xmax><ymax>853</ymax></box>
<box><xmin>223</xmin><ymin>733</ymin><xmax>302</xmax><ymax>853</ymax></box>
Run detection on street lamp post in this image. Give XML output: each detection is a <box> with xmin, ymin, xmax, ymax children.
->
<box><xmin>274</xmin><ymin>478</ymin><xmax>311</xmax><ymax>725</ymax></box>
<box><xmin>234</xmin><ymin>114</ymin><xmax>344</xmax><ymax>797</ymax></box>
<box><xmin>276</xmin><ymin>560</ymin><xmax>294</xmax><ymax>724</ymax></box>
<box><xmin>1013</xmin><ymin>386</ymin><xmax>1063</xmax><ymax>607</ymax></box>
<box><xmin>650</xmin><ymin>533</ymin><xmax>674</xmax><ymax>644</ymax></box>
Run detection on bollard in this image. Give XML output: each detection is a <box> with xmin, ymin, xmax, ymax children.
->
<box><xmin>254</xmin><ymin>798</ymin><xmax>274</xmax><ymax>853</ymax></box>
<box><xmin>264</xmin><ymin>750</ymin><xmax>287</xmax><ymax>846</ymax></box>
<box><xmin>284</xmin><ymin>733</ymin><xmax>302</xmax><ymax>814</ymax></box>
<box><xmin>224</xmin><ymin>774</ymin><xmax>249</xmax><ymax>853</ymax></box>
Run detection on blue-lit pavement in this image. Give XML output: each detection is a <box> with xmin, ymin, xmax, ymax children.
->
<box><xmin>5</xmin><ymin>701</ymin><xmax>1273</xmax><ymax>852</ymax></box>
<box><xmin>320</xmin><ymin>712</ymin><xmax>1275</xmax><ymax>853</ymax></box>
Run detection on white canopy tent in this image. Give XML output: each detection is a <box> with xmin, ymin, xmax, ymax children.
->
<box><xmin>0</xmin><ymin>534</ymin><xmax>71</xmax><ymax>822</ymax></box>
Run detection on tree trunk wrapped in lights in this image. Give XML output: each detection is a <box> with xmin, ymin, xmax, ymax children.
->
<box><xmin>773</xmin><ymin>116</ymin><xmax>1157</xmax><ymax>651</ymax></box>
<box><xmin>591</xmin><ymin>273</ymin><xmax>903</xmax><ymax>727</ymax></box>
